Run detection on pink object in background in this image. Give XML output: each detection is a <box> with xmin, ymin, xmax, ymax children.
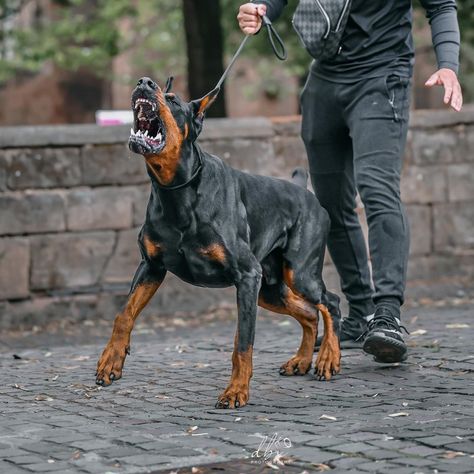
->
<box><xmin>96</xmin><ymin>110</ymin><xmax>133</xmax><ymax>126</ymax></box>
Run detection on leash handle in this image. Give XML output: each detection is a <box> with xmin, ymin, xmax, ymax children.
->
<box><xmin>261</xmin><ymin>14</ymin><xmax>287</xmax><ymax>61</ymax></box>
<box><xmin>213</xmin><ymin>11</ymin><xmax>287</xmax><ymax>94</ymax></box>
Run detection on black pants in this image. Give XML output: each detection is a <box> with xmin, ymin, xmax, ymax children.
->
<box><xmin>301</xmin><ymin>71</ymin><xmax>411</xmax><ymax>318</ymax></box>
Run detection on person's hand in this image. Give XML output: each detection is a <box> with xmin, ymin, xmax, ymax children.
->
<box><xmin>237</xmin><ymin>3</ymin><xmax>267</xmax><ymax>35</ymax></box>
<box><xmin>425</xmin><ymin>68</ymin><xmax>463</xmax><ymax>112</ymax></box>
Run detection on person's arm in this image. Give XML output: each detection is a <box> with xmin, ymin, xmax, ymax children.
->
<box><xmin>420</xmin><ymin>0</ymin><xmax>463</xmax><ymax>111</ymax></box>
<box><xmin>237</xmin><ymin>1</ymin><xmax>287</xmax><ymax>35</ymax></box>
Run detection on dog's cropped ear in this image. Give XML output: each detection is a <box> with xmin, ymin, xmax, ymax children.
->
<box><xmin>191</xmin><ymin>87</ymin><xmax>220</xmax><ymax>120</ymax></box>
<box><xmin>164</xmin><ymin>76</ymin><xmax>174</xmax><ymax>93</ymax></box>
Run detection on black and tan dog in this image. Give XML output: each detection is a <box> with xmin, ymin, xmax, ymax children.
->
<box><xmin>96</xmin><ymin>76</ymin><xmax>342</xmax><ymax>408</ymax></box>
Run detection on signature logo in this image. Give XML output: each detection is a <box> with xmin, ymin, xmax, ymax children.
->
<box><xmin>251</xmin><ymin>432</ymin><xmax>292</xmax><ymax>464</ymax></box>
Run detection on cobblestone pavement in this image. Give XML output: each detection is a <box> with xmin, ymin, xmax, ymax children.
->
<box><xmin>1</xmin><ymin>304</ymin><xmax>473</xmax><ymax>473</ymax></box>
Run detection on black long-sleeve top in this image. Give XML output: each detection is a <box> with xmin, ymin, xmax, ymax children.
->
<box><xmin>257</xmin><ymin>0</ymin><xmax>460</xmax><ymax>82</ymax></box>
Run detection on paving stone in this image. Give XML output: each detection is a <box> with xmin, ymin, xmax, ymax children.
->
<box><xmin>0</xmin><ymin>306</ymin><xmax>473</xmax><ymax>473</ymax></box>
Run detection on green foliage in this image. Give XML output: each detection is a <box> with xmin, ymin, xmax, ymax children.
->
<box><xmin>0</xmin><ymin>0</ymin><xmax>136</xmax><ymax>82</ymax></box>
<box><xmin>1</xmin><ymin>0</ymin><xmax>473</xmax><ymax>99</ymax></box>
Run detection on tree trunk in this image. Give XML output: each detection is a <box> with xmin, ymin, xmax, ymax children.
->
<box><xmin>182</xmin><ymin>0</ymin><xmax>226</xmax><ymax>117</ymax></box>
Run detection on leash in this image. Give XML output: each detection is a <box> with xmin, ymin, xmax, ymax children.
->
<box><xmin>156</xmin><ymin>13</ymin><xmax>286</xmax><ymax>191</ymax></box>
<box><xmin>215</xmin><ymin>13</ymin><xmax>287</xmax><ymax>91</ymax></box>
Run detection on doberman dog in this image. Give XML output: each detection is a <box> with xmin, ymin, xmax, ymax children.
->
<box><xmin>96</xmin><ymin>76</ymin><xmax>342</xmax><ymax>409</ymax></box>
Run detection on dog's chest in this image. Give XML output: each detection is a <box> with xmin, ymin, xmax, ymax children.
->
<box><xmin>145</xmin><ymin>225</ymin><xmax>233</xmax><ymax>288</ymax></box>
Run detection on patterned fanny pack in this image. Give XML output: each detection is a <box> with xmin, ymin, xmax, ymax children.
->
<box><xmin>292</xmin><ymin>0</ymin><xmax>352</xmax><ymax>60</ymax></box>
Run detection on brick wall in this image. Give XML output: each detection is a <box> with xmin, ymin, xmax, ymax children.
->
<box><xmin>1</xmin><ymin>109</ymin><xmax>473</xmax><ymax>329</ymax></box>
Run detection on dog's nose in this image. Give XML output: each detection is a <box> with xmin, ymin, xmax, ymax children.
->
<box><xmin>137</xmin><ymin>77</ymin><xmax>158</xmax><ymax>91</ymax></box>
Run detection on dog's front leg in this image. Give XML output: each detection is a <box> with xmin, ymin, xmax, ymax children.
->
<box><xmin>96</xmin><ymin>262</ymin><xmax>166</xmax><ymax>386</ymax></box>
<box><xmin>216</xmin><ymin>264</ymin><xmax>262</xmax><ymax>409</ymax></box>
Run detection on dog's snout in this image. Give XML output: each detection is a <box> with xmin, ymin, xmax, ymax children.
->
<box><xmin>137</xmin><ymin>77</ymin><xmax>158</xmax><ymax>91</ymax></box>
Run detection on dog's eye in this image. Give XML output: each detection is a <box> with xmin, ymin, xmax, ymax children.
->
<box><xmin>165</xmin><ymin>94</ymin><xmax>178</xmax><ymax>105</ymax></box>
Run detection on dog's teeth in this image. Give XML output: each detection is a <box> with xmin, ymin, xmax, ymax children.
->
<box><xmin>144</xmin><ymin>130</ymin><xmax>148</xmax><ymax>137</ymax></box>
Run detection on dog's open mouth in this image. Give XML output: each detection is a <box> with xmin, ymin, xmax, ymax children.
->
<box><xmin>128</xmin><ymin>96</ymin><xmax>166</xmax><ymax>155</ymax></box>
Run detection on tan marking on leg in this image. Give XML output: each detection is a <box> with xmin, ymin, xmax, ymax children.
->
<box><xmin>143</xmin><ymin>235</ymin><xmax>161</xmax><ymax>258</ymax></box>
<box><xmin>259</xmin><ymin>287</ymin><xmax>318</xmax><ymax>376</ymax></box>
<box><xmin>97</xmin><ymin>282</ymin><xmax>161</xmax><ymax>386</ymax></box>
<box><xmin>199</xmin><ymin>243</ymin><xmax>226</xmax><ymax>263</ymax></box>
<box><xmin>217</xmin><ymin>345</ymin><xmax>253</xmax><ymax>409</ymax></box>
<box><xmin>315</xmin><ymin>303</ymin><xmax>341</xmax><ymax>381</ymax></box>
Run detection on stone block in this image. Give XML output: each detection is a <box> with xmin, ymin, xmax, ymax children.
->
<box><xmin>30</xmin><ymin>231</ymin><xmax>115</xmax><ymax>290</ymax></box>
<box><xmin>0</xmin><ymin>238</ymin><xmax>29</xmax><ymax>299</ymax></box>
<box><xmin>272</xmin><ymin>135</ymin><xmax>308</xmax><ymax>178</ymax></box>
<box><xmin>81</xmin><ymin>144</ymin><xmax>148</xmax><ymax>185</ymax></box>
<box><xmin>411</xmin><ymin>128</ymin><xmax>459</xmax><ymax>165</ymax></box>
<box><xmin>408</xmin><ymin>253</ymin><xmax>474</xmax><ymax>283</ymax></box>
<box><xmin>66</xmin><ymin>187</ymin><xmax>134</xmax><ymax>231</ymax></box>
<box><xmin>132</xmin><ymin>184</ymin><xmax>151</xmax><ymax>226</ymax></box>
<box><xmin>447</xmin><ymin>163</ymin><xmax>474</xmax><ymax>202</ymax></box>
<box><xmin>200</xmin><ymin>139</ymin><xmax>275</xmax><ymax>176</ymax></box>
<box><xmin>433</xmin><ymin>203</ymin><xmax>474</xmax><ymax>251</ymax></box>
<box><xmin>406</xmin><ymin>205</ymin><xmax>431</xmax><ymax>255</ymax></box>
<box><xmin>103</xmin><ymin>228</ymin><xmax>141</xmax><ymax>284</ymax></box>
<box><xmin>0</xmin><ymin>191</ymin><xmax>66</xmax><ymax>235</ymax></box>
<box><xmin>3</xmin><ymin>148</ymin><xmax>81</xmax><ymax>189</ymax></box>
<box><xmin>401</xmin><ymin>165</ymin><xmax>447</xmax><ymax>204</ymax></box>
<box><xmin>0</xmin><ymin>295</ymin><xmax>98</xmax><ymax>329</ymax></box>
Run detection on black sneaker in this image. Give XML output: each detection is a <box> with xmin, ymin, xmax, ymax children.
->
<box><xmin>362</xmin><ymin>308</ymin><xmax>409</xmax><ymax>363</ymax></box>
<box><xmin>315</xmin><ymin>314</ymin><xmax>373</xmax><ymax>350</ymax></box>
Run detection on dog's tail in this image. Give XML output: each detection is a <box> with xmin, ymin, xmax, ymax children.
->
<box><xmin>291</xmin><ymin>167</ymin><xmax>308</xmax><ymax>188</ymax></box>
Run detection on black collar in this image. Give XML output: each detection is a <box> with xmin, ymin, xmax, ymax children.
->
<box><xmin>155</xmin><ymin>153</ymin><xmax>203</xmax><ymax>191</ymax></box>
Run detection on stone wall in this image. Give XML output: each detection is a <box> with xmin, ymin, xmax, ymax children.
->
<box><xmin>1</xmin><ymin>108</ymin><xmax>473</xmax><ymax>329</ymax></box>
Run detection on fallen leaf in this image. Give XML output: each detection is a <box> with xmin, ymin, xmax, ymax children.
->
<box><xmin>35</xmin><ymin>394</ymin><xmax>54</xmax><ymax>402</ymax></box>
<box><xmin>187</xmin><ymin>425</ymin><xmax>198</xmax><ymax>434</ymax></box>
<box><xmin>402</xmin><ymin>402</ymin><xmax>409</xmax><ymax>407</ymax></box>
<box><xmin>72</xmin><ymin>355</ymin><xmax>90</xmax><ymax>361</ymax></box>
<box><xmin>312</xmin><ymin>464</ymin><xmax>331</xmax><ymax>472</ymax></box>
<box><xmin>191</xmin><ymin>467</ymin><xmax>203</xmax><ymax>473</ymax></box>
<box><xmin>235</xmin><ymin>417</ymin><xmax>242</xmax><ymax>422</ymax></box>
<box><xmin>265</xmin><ymin>461</ymin><xmax>280</xmax><ymax>470</ymax></box>
<box><xmin>51</xmin><ymin>375</ymin><xmax>59</xmax><ymax>381</ymax></box>
<box><xmin>12</xmin><ymin>354</ymin><xmax>22</xmax><ymax>360</ymax></box>
<box><xmin>443</xmin><ymin>451</ymin><xmax>465</xmax><ymax>459</ymax></box>
<box><xmin>388</xmin><ymin>412</ymin><xmax>409</xmax><ymax>417</ymax></box>
<box><xmin>411</xmin><ymin>329</ymin><xmax>427</xmax><ymax>336</ymax></box>
<box><xmin>319</xmin><ymin>414</ymin><xmax>337</xmax><ymax>421</ymax></box>
<box><xmin>446</xmin><ymin>323</ymin><xmax>470</xmax><ymax>329</ymax></box>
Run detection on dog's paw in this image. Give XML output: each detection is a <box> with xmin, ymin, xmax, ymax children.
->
<box><xmin>314</xmin><ymin>340</ymin><xmax>341</xmax><ymax>381</ymax></box>
<box><xmin>279</xmin><ymin>356</ymin><xmax>312</xmax><ymax>376</ymax></box>
<box><xmin>96</xmin><ymin>342</ymin><xmax>129</xmax><ymax>386</ymax></box>
<box><xmin>215</xmin><ymin>386</ymin><xmax>249</xmax><ymax>409</ymax></box>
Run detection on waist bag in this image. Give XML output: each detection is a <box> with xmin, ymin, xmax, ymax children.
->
<box><xmin>292</xmin><ymin>0</ymin><xmax>352</xmax><ymax>60</ymax></box>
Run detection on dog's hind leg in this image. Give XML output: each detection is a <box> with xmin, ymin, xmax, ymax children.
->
<box><xmin>259</xmin><ymin>282</ymin><xmax>318</xmax><ymax>376</ymax></box>
<box><xmin>315</xmin><ymin>291</ymin><xmax>342</xmax><ymax>380</ymax></box>
<box><xmin>216</xmin><ymin>259</ymin><xmax>262</xmax><ymax>409</ymax></box>
<box><xmin>96</xmin><ymin>261</ymin><xmax>166</xmax><ymax>386</ymax></box>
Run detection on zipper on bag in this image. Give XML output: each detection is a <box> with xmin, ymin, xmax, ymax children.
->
<box><xmin>335</xmin><ymin>0</ymin><xmax>351</xmax><ymax>32</ymax></box>
<box><xmin>314</xmin><ymin>0</ymin><xmax>331</xmax><ymax>39</ymax></box>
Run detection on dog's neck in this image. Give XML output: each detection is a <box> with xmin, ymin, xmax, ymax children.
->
<box><xmin>146</xmin><ymin>142</ymin><xmax>203</xmax><ymax>222</ymax></box>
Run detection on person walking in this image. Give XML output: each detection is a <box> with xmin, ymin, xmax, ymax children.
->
<box><xmin>237</xmin><ymin>0</ymin><xmax>463</xmax><ymax>363</ymax></box>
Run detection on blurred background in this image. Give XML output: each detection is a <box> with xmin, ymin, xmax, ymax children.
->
<box><xmin>1</xmin><ymin>0</ymin><xmax>474</xmax><ymax>125</ymax></box>
<box><xmin>1</xmin><ymin>0</ymin><xmax>473</xmax><ymax>332</ymax></box>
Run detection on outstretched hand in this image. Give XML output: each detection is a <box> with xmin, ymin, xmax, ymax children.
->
<box><xmin>425</xmin><ymin>68</ymin><xmax>463</xmax><ymax>112</ymax></box>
